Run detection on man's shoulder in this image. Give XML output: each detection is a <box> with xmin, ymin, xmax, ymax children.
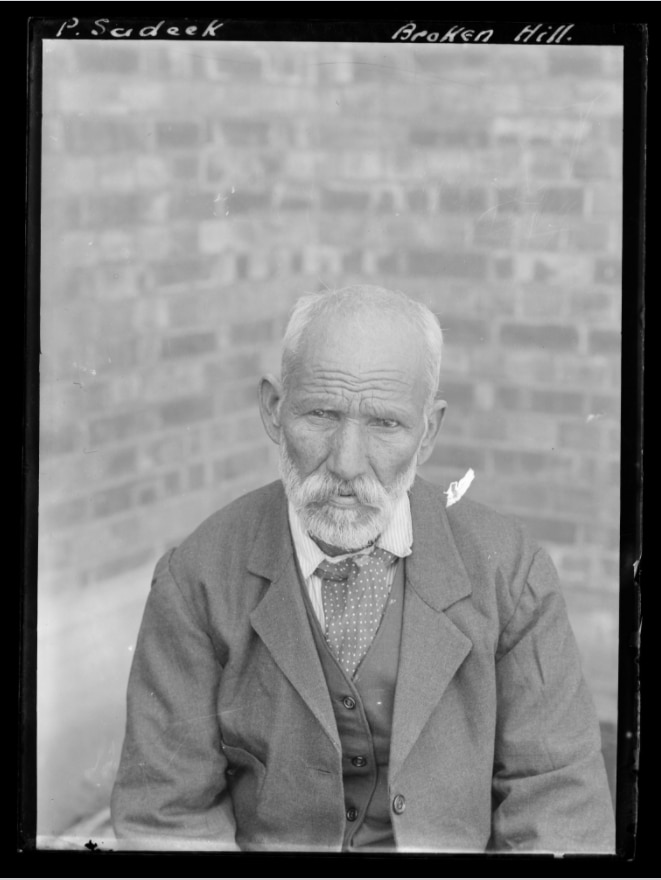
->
<box><xmin>170</xmin><ymin>480</ymin><xmax>284</xmax><ymax>571</ymax></box>
<box><xmin>414</xmin><ymin>477</ymin><xmax>532</xmax><ymax>551</ymax></box>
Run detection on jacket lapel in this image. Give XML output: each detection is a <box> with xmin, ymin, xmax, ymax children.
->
<box><xmin>390</xmin><ymin>479</ymin><xmax>474</xmax><ymax>780</ymax></box>
<box><xmin>247</xmin><ymin>484</ymin><xmax>341</xmax><ymax>752</ymax></box>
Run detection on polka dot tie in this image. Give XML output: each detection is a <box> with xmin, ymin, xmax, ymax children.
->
<box><xmin>315</xmin><ymin>547</ymin><xmax>398</xmax><ymax>678</ymax></box>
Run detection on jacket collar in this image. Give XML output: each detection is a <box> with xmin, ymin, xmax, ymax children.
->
<box><xmin>247</xmin><ymin>478</ymin><xmax>473</xmax><ymax>611</ymax></box>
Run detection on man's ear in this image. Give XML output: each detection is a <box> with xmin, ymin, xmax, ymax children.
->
<box><xmin>258</xmin><ymin>374</ymin><xmax>284</xmax><ymax>445</ymax></box>
<box><xmin>417</xmin><ymin>399</ymin><xmax>447</xmax><ymax>466</ymax></box>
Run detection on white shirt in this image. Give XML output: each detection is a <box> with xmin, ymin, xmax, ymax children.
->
<box><xmin>287</xmin><ymin>493</ymin><xmax>413</xmax><ymax>631</ymax></box>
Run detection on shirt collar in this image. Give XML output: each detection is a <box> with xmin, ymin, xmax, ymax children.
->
<box><xmin>288</xmin><ymin>491</ymin><xmax>413</xmax><ymax>580</ymax></box>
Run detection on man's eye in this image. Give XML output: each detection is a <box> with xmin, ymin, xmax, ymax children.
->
<box><xmin>374</xmin><ymin>419</ymin><xmax>400</xmax><ymax>429</ymax></box>
<box><xmin>310</xmin><ymin>409</ymin><xmax>334</xmax><ymax>419</ymax></box>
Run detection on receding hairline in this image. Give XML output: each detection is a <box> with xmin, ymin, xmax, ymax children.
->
<box><xmin>279</xmin><ymin>285</ymin><xmax>444</xmax><ymax>406</ymax></box>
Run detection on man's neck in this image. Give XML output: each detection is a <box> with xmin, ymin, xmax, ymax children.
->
<box><xmin>312</xmin><ymin>536</ymin><xmax>374</xmax><ymax>557</ymax></box>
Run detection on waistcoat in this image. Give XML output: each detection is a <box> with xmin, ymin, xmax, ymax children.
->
<box><xmin>302</xmin><ymin>557</ymin><xmax>406</xmax><ymax>851</ymax></box>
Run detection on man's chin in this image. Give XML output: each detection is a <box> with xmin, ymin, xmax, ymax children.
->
<box><xmin>307</xmin><ymin>499</ymin><xmax>379</xmax><ymax>523</ymax></box>
<box><xmin>301</xmin><ymin>502</ymin><xmax>385</xmax><ymax>551</ymax></box>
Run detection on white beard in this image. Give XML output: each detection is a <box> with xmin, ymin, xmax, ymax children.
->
<box><xmin>279</xmin><ymin>442</ymin><xmax>418</xmax><ymax>552</ymax></box>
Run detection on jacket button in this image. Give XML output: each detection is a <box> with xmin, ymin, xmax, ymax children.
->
<box><xmin>342</xmin><ymin>696</ymin><xmax>356</xmax><ymax>710</ymax></box>
<box><xmin>351</xmin><ymin>755</ymin><xmax>367</xmax><ymax>767</ymax></box>
<box><xmin>346</xmin><ymin>807</ymin><xmax>359</xmax><ymax>822</ymax></box>
<box><xmin>392</xmin><ymin>794</ymin><xmax>406</xmax><ymax>814</ymax></box>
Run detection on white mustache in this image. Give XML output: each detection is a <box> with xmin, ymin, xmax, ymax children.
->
<box><xmin>293</xmin><ymin>472</ymin><xmax>391</xmax><ymax>508</ymax></box>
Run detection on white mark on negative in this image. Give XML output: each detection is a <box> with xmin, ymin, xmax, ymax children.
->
<box><xmin>445</xmin><ymin>468</ymin><xmax>475</xmax><ymax>508</ymax></box>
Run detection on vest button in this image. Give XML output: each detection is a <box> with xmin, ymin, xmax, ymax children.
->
<box><xmin>346</xmin><ymin>807</ymin><xmax>359</xmax><ymax>822</ymax></box>
<box><xmin>392</xmin><ymin>794</ymin><xmax>406</xmax><ymax>815</ymax></box>
<box><xmin>351</xmin><ymin>755</ymin><xmax>367</xmax><ymax>767</ymax></box>
<box><xmin>342</xmin><ymin>696</ymin><xmax>356</xmax><ymax>710</ymax></box>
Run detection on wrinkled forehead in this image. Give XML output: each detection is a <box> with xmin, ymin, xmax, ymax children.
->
<box><xmin>291</xmin><ymin>310</ymin><xmax>428</xmax><ymax>396</ymax></box>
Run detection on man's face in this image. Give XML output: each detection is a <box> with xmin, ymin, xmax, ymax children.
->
<box><xmin>274</xmin><ymin>311</ymin><xmax>441</xmax><ymax>551</ymax></box>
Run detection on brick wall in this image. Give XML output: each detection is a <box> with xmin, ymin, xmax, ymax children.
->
<box><xmin>38</xmin><ymin>39</ymin><xmax>622</xmax><ymax>833</ymax></box>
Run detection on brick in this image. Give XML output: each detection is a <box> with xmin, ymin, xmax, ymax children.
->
<box><xmin>162</xmin><ymin>332</ymin><xmax>217</xmax><ymax>359</ymax></box>
<box><xmin>470</xmin><ymin>411</ymin><xmax>511</xmax><ymax>443</ymax></box>
<box><xmin>492</xmin><ymin>449</ymin><xmax>573</xmax><ymax>477</ymax></box>
<box><xmin>409</xmin><ymin>128</ymin><xmax>489</xmax><ymax>149</ymax></box>
<box><xmin>581</xmin><ymin>524</ymin><xmax>621</xmax><ymax>549</ymax></box>
<box><xmin>500</xmin><ymin>323</ymin><xmax>579</xmax><ymax>351</ymax></box>
<box><xmin>569</xmin><ymin>290</ymin><xmax>615</xmax><ymax>320</ymax></box>
<box><xmin>40</xmin><ymin>424</ymin><xmax>79</xmax><ymax>456</ymax></box>
<box><xmin>530</xmin><ymin>390</ymin><xmax>584</xmax><ymax>416</ymax></box>
<box><xmin>172</xmin><ymin>155</ymin><xmax>199</xmax><ymax>180</ymax></box>
<box><xmin>216</xmin><ymin>382</ymin><xmax>259</xmax><ymax>415</ymax></box>
<box><xmin>375</xmin><ymin>191</ymin><xmax>397</xmax><ymax>213</ymax></box>
<box><xmin>594</xmin><ymin>259</ymin><xmax>621</xmax><ymax>285</ymax></box>
<box><xmin>39</xmin><ymin>498</ymin><xmax>88</xmax><ymax>532</ymax></box>
<box><xmin>188</xmin><ymin>463</ymin><xmax>207</xmax><ymax>490</ymax></box>
<box><xmin>213</xmin><ymin>56</ymin><xmax>263</xmax><ymax>81</ymax></box>
<box><xmin>495</xmin><ymin>188</ymin><xmax>524</xmax><ymax>214</ymax></box>
<box><xmin>549</xmin><ymin>486</ymin><xmax>599</xmax><ymax>519</ymax></box>
<box><xmin>169</xmin><ymin>192</ymin><xmax>216</xmax><ymax>221</ymax></box>
<box><xmin>507</xmin><ymin>483</ymin><xmax>550</xmax><ymax>512</ymax></box>
<box><xmin>235</xmin><ymin>254</ymin><xmax>249</xmax><ymax>280</ymax></box>
<box><xmin>152</xmin><ymin>259</ymin><xmax>213</xmax><ymax>287</ymax></box>
<box><xmin>437</xmin><ymin>380</ymin><xmax>475</xmax><ymax>408</ymax></box>
<box><xmin>103</xmin><ymin>447</ymin><xmax>137</xmax><ymax>479</ymax></box>
<box><xmin>64</xmin><ymin>118</ymin><xmax>142</xmax><ymax>154</ymax></box>
<box><xmin>567</xmin><ymin>223</ymin><xmax>611</xmax><ymax>252</ymax></box>
<box><xmin>160</xmin><ymin>396</ymin><xmax>213</xmax><ymax>427</ymax></box>
<box><xmin>279</xmin><ymin>194</ymin><xmax>314</xmax><ymax>211</ymax></box>
<box><xmin>213</xmin><ymin>445</ymin><xmax>270</xmax><ymax>482</ymax></box>
<box><xmin>321</xmin><ymin>189</ymin><xmax>370</xmax><ymax>212</ymax></box>
<box><xmin>496</xmin><ymin>386</ymin><xmax>524</xmax><ymax>410</ymax></box>
<box><xmin>91</xmin><ymin>547</ymin><xmax>155</xmax><ymax>584</ymax></box>
<box><xmin>227</xmin><ymin>190</ymin><xmax>271</xmax><ymax>214</ymax></box>
<box><xmin>89</xmin><ymin>411</ymin><xmax>156</xmax><ymax>447</ymax></box>
<box><xmin>589</xmin><ymin>330</ymin><xmax>621</xmax><ymax>355</ymax></box>
<box><xmin>558</xmin><ymin>421</ymin><xmax>605</xmax><ymax>452</ymax></box>
<box><xmin>590</xmin><ymin>184</ymin><xmax>622</xmax><ymax>217</ymax></box>
<box><xmin>538</xmin><ymin>187</ymin><xmax>585</xmax><ymax>215</ymax></box>
<box><xmin>589</xmin><ymin>395</ymin><xmax>620</xmax><ymax>418</ymax></box>
<box><xmin>429</xmin><ymin>444</ymin><xmax>486</xmax><ymax>471</ymax></box>
<box><xmin>376</xmin><ymin>252</ymin><xmax>400</xmax><ymax>275</ymax></box>
<box><xmin>522</xmin><ymin>515</ymin><xmax>577</xmax><ymax>545</ymax></box>
<box><xmin>230</xmin><ymin>318</ymin><xmax>276</xmax><ymax>345</ymax></box>
<box><xmin>439</xmin><ymin>186</ymin><xmax>488</xmax><ymax>213</ymax></box>
<box><xmin>473</xmin><ymin>218</ymin><xmax>514</xmax><ymax>248</ymax></box>
<box><xmin>74</xmin><ymin>43</ymin><xmax>140</xmax><ymax>73</ymax></box>
<box><xmin>560</xmin><ymin>553</ymin><xmax>593</xmax><ymax>576</ymax></box>
<box><xmin>155</xmin><ymin>122</ymin><xmax>201</xmax><ymax>149</ymax></box>
<box><xmin>573</xmin><ymin>148</ymin><xmax>613</xmax><ymax>180</ymax></box>
<box><xmin>92</xmin><ymin>485</ymin><xmax>133</xmax><ymax>518</ymax></box>
<box><xmin>144</xmin><ymin>436</ymin><xmax>184</xmax><ymax>468</ymax></box>
<box><xmin>493</xmin><ymin>257</ymin><xmax>514</xmax><ymax>280</ymax></box>
<box><xmin>343</xmin><ymin>250</ymin><xmax>365</xmax><ymax>274</ymax></box>
<box><xmin>86</xmin><ymin>194</ymin><xmax>142</xmax><ymax>228</ymax></box>
<box><xmin>548</xmin><ymin>51</ymin><xmax>603</xmax><ymax>78</ymax></box>
<box><xmin>407</xmin><ymin>250</ymin><xmax>488</xmax><ymax>279</ymax></box>
<box><xmin>207</xmin><ymin>353</ymin><xmax>262</xmax><ymax>383</ymax></box>
<box><xmin>222</xmin><ymin>119</ymin><xmax>270</xmax><ymax>147</ymax></box>
<box><xmin>407</xmin><ymin>189</ymin><xmax>429</xmax><ymax>213</ymax></box>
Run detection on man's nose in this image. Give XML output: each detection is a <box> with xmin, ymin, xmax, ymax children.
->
<box><xmin>327</xmin><ymin>419</ymin><xmax>369</xmax><ymax>482</ymax></box>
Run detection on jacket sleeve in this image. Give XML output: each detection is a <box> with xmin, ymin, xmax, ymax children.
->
<box><xmin>110</xmin><ymin>551</ymin><xmax>239</xmax><ymax>851</ymax></box>
<box><xmin>490</xmin><ymin>547</ymin><xmax>615</xmax><ymax>854</ymax></box>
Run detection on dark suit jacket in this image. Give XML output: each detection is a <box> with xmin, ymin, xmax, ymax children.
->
<box><xmin>111</xmin><ymin>478</ymin><xmax>614</xmax><ymax>853</ymax></box>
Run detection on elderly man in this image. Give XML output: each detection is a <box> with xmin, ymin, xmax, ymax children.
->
<box><xmin>111</xmin><ymin>285</ymin><xmax>614</xmax><ymax>853</ymax></box>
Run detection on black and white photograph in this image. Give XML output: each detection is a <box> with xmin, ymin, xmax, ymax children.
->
<box><xmin>28</xmin><ymin>18</ymin><xmax>642</xmax><ymax>857</ymax></box>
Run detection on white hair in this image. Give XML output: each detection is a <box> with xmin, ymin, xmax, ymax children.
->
<box><xmin>280</xmin><ymin>285</ymin><xmax>444</xmax><ymax>409</ymax></box>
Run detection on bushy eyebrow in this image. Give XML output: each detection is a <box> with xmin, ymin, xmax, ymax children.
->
<box><xmin>292</xmin><ymin>394</ymin><xmax>415</xmax><ymax>423</ymax></box>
